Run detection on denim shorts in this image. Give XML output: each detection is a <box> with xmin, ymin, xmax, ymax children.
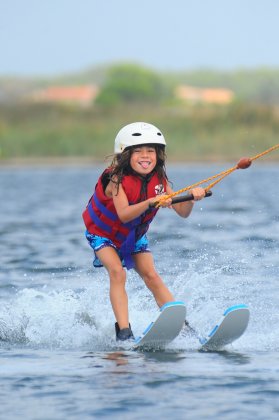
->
<box><xmin>85</xmin><ymin>231</ymin><xmax>150</xmax><ymax>268</ymax></box>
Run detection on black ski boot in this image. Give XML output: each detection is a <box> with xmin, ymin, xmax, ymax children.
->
<box><xmin>115</xmin><ymin>322</ymin><xmax>134</xmax><ymax>341</ymax></box>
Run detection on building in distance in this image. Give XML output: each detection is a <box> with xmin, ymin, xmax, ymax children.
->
<box><xmin>30</xmin><ymin>85</ymin><xmax>99</xmax><ymax>107</ymax></box>
<box><xmin>175</xmin><ymin>85</ymin><xmax>234</xmax><ymax>105</ymax></box>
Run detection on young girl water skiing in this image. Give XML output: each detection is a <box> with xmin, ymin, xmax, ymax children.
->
<box><xmin>83</xmin><ymin>122</ymin><xmax>205</xmax><ymax>341</ymax></box>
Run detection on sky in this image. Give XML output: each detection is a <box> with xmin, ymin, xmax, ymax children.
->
<box><xmin>1</xmin><ymin>0</ymin><xmax>279</xmax><ymax>76</ymax></box>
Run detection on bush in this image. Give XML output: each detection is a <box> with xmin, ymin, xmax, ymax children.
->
<box><xmin>95</xmin><ymin>63</ymin><xmax>170</xmax><ymax>106</ymax></box>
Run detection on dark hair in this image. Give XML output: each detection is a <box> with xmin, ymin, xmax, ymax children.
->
<box><xmin>107</xmin><ymin>144</ymin><xmax>168</xmax><ymax>192</ymax></box>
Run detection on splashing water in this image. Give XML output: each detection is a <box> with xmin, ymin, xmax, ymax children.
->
<box><xmin>1</xmin><ymin>165</ymin><xmax>279</xmax><ymax>419</ymax></box>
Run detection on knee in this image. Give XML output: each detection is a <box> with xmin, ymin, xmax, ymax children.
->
<box><xmin>108</xmin><ymin>265</ymin><xmax>126</xmax><ymax>285</ymax></box>
<box><xmin>142</xmin><ymin>271</ymin><xmax>162</xmax><ymax>290</ymax></box>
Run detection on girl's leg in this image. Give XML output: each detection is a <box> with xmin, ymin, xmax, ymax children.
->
<box><xmin>95</xmin><ymin>246</ymin><xmax>129</xmax><ymax>330</ymax></box>
<box><xmin>133</xmin><ymin>252</ymin><xmax>174</xmax><ymax>307</ymax></box>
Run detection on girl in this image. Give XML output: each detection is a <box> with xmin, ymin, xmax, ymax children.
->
<box><xmin>83</xmin><ymin>122</ymin><xmax>205</xmax><ymax>341</ymax></box>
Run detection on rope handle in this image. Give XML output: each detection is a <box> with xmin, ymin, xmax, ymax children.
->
<box><xmin>171</xmin><ymin>190</ymin><xmax>212</xmax><ymax>204</ymax></box>
<box><xmin>155</xmin><ymin>143</ymin><xmax>279</xmax><ymax>208</ymax></box>
<box><xmin>150</xmin><ymin>191</ymin><xmax>212</xmax><ymax>208</ymax></box>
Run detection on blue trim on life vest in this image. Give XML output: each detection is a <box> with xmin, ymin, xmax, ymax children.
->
<box><xmin>115</xmin><ymin>231</ymin><xmax>126</xmax><ymax>242</ymax></box>
<box><xmin>93</xmin><ymin>193</ymin><xmax>118</xmax><ymax>221</ymax></box>
<box><xmin>89</xmin><ymin>195</ymin><xmax>127</xmax><ymax>242</ymax></box>
<box><xmin>88</xmin><ymin>192</ymin><xmax>152</xmax><ymax>270</ymax></box>
<box><xmin>88</xmin><ymin>201</ymin><xmax>112</xmax><ymax>234</ymax></box>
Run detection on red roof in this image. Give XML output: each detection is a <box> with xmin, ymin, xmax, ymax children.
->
<box><xmin>31</xmin><ymin>85</ymin><xmax>99</xmax><ymax>105</ymax></box>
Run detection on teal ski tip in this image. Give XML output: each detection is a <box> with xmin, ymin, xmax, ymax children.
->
<box><xmin>223</xmin><ymin>304</ymin><xmax>248</xmax><ymax>316</ymax></box>
<box><xmin>160</xmin><ymin>301</ymin><xmax>186</xmax><ymax>311</ymax></box>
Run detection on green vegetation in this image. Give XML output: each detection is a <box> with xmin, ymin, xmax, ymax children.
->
<box><xmin>96</xmin><ymin>64</ymin><xmax>170</xmax><ymax>106</ymax></box>
<box><xmin>0</xmin><ymin>64</ymin><xmax>279</xmax><ymax>162</ymax></box>
<box><xmin>1</xmin><ymin>102</ymin><xmax>278</xmax><ymax>162</ymax></box>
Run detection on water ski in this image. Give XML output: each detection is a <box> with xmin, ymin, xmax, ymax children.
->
<box><xmin>133</xmin><ymin>301</ymin><xmax>186</xmax><ymax>350</ymax></box>
<box><xmin>199</xmin><ymin>304</ymin><xmax>250</xmax><ymax>351</ymax></box>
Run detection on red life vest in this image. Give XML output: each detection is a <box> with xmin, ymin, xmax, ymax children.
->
<box><xmin>82</xmin><ymin>169</ymin><xmax>167</xmax><ymax>269</ymax></box>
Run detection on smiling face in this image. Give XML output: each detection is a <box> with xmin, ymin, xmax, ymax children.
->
<box><xmin>129</xmin><ymin>145</ymin><xmax>157</xmax><ymax>175</ymax></box>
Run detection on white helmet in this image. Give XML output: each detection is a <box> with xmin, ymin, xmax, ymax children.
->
<box><xmin>114</xmin><ymin>122</ymin><xmax>166</xmax><ymax>153</ymax></box>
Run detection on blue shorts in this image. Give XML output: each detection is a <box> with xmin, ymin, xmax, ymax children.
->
<box><xmin>85</xmin><ymin>231</ymin><xmax>150</xmax><ymax>268</ymax></box>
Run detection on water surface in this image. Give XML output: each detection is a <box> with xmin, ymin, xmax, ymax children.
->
<box><xmin>0</xmin><ymin>164</ymin><xmax>278</xmax><ymax>419</ymax></box>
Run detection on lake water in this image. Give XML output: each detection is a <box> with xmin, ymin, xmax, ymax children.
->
<box><xmin>0</xmin><ymin>164</ymin><xmax>278</xmax><ymax>419</ymax></box>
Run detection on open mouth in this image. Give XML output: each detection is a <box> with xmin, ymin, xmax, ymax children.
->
<box><xmin>138</xmin><ymin>161</ymin><xmax>151</xmax><ymax>169</ymax></box>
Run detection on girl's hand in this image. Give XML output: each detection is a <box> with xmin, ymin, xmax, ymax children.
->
<box><xmin>190</xmin><ymin>187</ymin><xmax>206</xmax><ymax>201</ymax></box>
<box><xmin>148</xmin><ymin>196</ymin><xmax>172</xmax><ymax>208</ymax></box>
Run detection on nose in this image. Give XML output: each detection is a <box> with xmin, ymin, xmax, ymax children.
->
<box><xmin>140</xmin><ymin>147</ymin><xmax>149</xmax><ymax>156</ymax></box>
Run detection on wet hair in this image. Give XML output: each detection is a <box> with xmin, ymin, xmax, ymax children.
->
<box><xmin>105</xmin><ymin>144</ymin><xmax>169</xmax><ymax>192</ymax></box>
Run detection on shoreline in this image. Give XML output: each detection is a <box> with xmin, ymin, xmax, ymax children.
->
<box><xmin>1</xmin><ymin>155</ymin><xmax>278</xmax><ymax>168</ymax></box>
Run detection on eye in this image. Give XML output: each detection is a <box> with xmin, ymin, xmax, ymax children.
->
<box><xmin>132</xmin><ymin>133</ymin><xmax>142</xmax><ymax>136</ymax></box>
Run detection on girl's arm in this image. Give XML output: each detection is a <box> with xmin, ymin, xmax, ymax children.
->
<box><xmin>109</xmin><ymin>179</ymin><xmax>204</xmax><ymax>223</ymax></box>
<box><xmin>166</xmin><ymin>183</ymin><xmax>206</xmax><ymax>218</ymax></box>
<box><xmin>111</xmin><ymin>181</ymin><xmax>163</xmax><ymax>224</ymax></box>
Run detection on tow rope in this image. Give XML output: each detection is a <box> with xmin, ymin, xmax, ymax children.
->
<box><xmin>156</xmin><ymin>143</ymin><xmax>279</xmax><ymax>207</ymax></box>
